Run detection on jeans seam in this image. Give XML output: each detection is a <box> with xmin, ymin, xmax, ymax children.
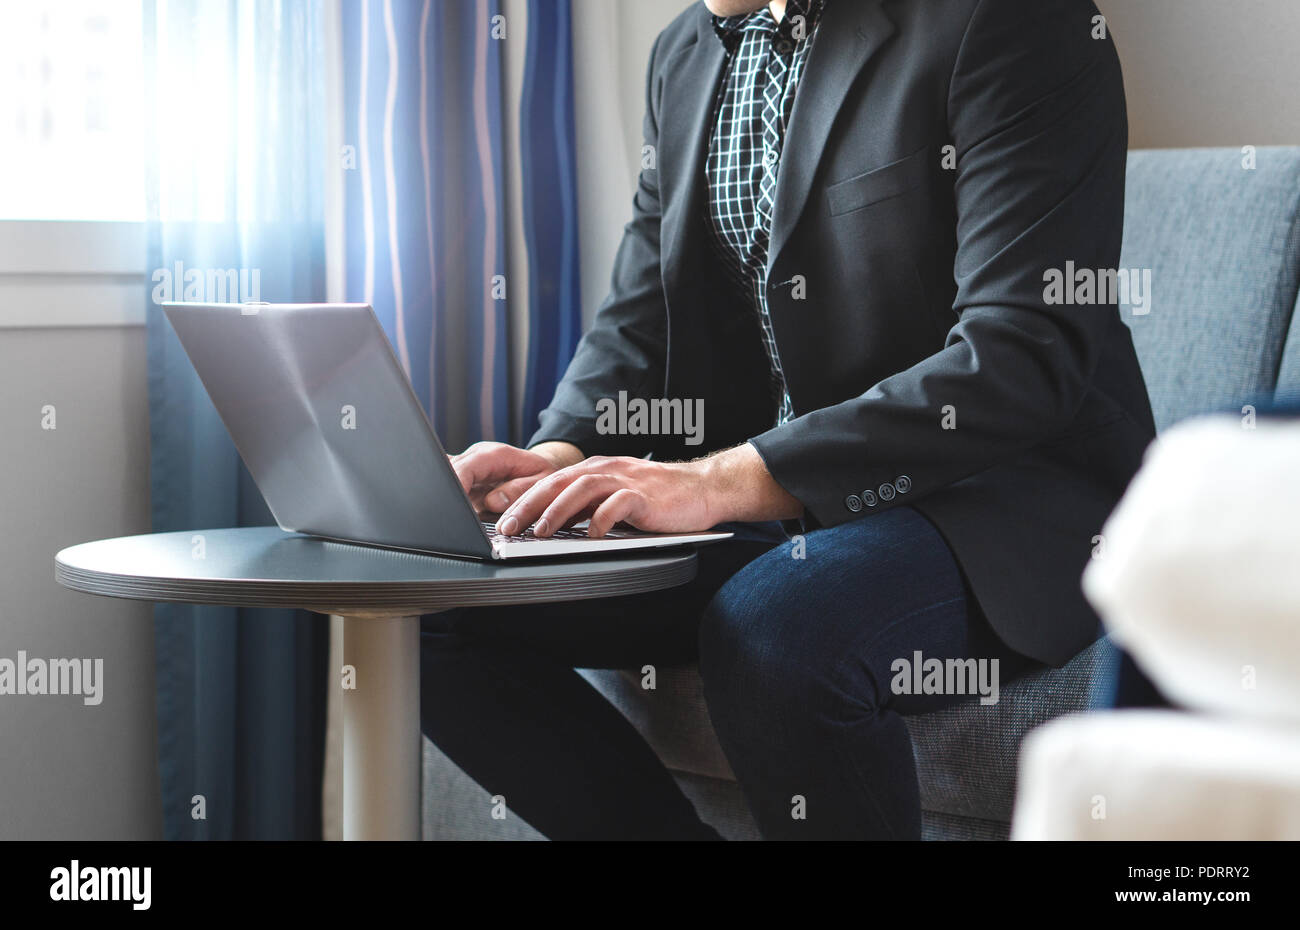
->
<box><xmin>818</xmin><ymin>594</ymin><xmax>966</xmax><ymax>839</ymax></box>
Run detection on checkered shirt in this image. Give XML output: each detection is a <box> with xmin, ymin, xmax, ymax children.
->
<box><xmin>706</xmin><ymin>0</ymin><xmax>825</xmax><ymax>426</ymax></box>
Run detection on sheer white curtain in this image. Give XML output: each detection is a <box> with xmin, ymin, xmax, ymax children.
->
<box><xmin>144</xmin><ymin>0</ymin><xmax>330</xmax><ymax>840</ymax></box>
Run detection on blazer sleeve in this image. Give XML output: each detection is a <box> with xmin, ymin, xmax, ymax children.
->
<box><xmin>749</xmin><ymin>0</ymin><xmax>1129</xmax><ymax>529</ymax></box>
<box><xmin>526</xmin><ymin>34</ymin><xmax>669</xmax><ymax>457</ymax></box>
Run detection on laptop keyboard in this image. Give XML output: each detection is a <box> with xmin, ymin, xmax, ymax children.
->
<box><xmin>481</xmin><ymin>521</ymin><xmax>628</xmax><ymax>543</ymax></box>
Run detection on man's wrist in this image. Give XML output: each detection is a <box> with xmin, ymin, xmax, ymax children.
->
<box><xmin>694</xmin><ymin>442</ymin><xmax>803</xmax><ymax>525</ymax></box>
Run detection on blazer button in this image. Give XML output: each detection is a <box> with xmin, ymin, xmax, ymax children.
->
<box><xmin>845</xmin><ymin>494</ymin><xmax>863</xmax><ymax>512</ymax></box>
<box><xmin>895</xmin><ymin>475</ymin><xmax>912</xmax><ymax>494</ymax></box>
<box><xmin>878</xmin><ymin>482</ymin><xmax>897</xmax><ymax>502</ymax></box>
<box><xmin>862</xmin><ymin>489</ymin><xmax>878</xmax><ymax>507</ymax></box>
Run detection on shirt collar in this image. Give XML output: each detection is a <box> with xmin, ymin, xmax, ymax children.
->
<box><xmin>711</xmin><ymin>0</ymin><xmax>822</xmax><ymax>54</ymax></box>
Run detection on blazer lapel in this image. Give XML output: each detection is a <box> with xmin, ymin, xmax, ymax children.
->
<box><xmin>657</xmin><ymin>13</ymin><xmax>728</xmax><ymax>296</ymax></box>
<box><xmin>767</xmin><ymin>0</ymin><xmax>896</xmax><ymax>273</ymax></box>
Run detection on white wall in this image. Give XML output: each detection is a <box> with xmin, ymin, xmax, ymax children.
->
<box><xmin>0</xmin><ymin>323</ymin><xmax>162</xmax><ymax>839</ymax></box>
<box><xmin>1099</xmin><ymin>0</ymin><xmax>1300</xmax><ymax>148</ymax></box>
<box><xmin>571</xmin><ymin>0</ymin><xmax>684</xmax><ymax>328</ymax></box>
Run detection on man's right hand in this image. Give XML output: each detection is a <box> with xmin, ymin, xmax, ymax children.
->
<box><xmin>450</xmin><ymin>440</ymin><xmax>585</xmax><ymax>515</ymax></box>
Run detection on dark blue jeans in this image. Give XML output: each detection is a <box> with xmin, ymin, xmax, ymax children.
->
<box><xmin>420</xmin><ymin>506</ymin><xmax>1038</xmax><ymax>839</ymax></box>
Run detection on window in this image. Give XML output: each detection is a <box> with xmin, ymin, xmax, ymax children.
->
<box><xmin>0</xmin><ymin>0</ymin><xmax>145</xmax><ymax>222</ymax></box>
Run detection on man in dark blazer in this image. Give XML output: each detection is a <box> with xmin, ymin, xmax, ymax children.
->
<box><xmin>424</xmin><ymin>0</ymin><xmax>1155</xmax><ymax>839</ymax></box>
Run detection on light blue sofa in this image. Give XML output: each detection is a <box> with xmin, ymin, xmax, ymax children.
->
<box><xmin>421</xmin><ymin>147</ymin><xmax>1300</xmax><ymax>840</ymax></box>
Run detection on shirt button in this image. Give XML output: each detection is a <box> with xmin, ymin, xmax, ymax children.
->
<box><xmin>878</xmin><ymin>482</ymin><xmax>897</xmax><ymax>502</ymax></box>
<box><xmin>845</xmin><ymin>494</ymin><xmax>863</xmax><ymax>513</ymax></box>
<box><xmin>763</xmin><ymin>149</ymin><xmax>779</xmax><ymax>169</ymax></box>
<box><xmin>774</xmin><ymin>38</ymin><xmax>794</xmax><ymax>55</ymax></box>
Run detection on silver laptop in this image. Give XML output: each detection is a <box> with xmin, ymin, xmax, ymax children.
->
<box><xmin>161</xmin><ymin>301</ymin><xmax>732</xmax><ymax>560</ymax></box>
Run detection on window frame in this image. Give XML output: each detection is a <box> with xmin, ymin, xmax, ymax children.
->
<box><xmin>0</xmin><ymin>220</ymin><xmax>147</xmax><ymax>328</ymax></box>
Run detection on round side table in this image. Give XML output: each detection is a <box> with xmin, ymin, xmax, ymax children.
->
<box><xmin>55</xmin><ymin>526</ymin><xmax>698</xmax><ymax>840</ymax></box>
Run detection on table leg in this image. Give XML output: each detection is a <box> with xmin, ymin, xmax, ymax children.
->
<box><xmin>342</xmin><ymin>613</ymin><xmax>421</xmax><ymax>840</ymax></box>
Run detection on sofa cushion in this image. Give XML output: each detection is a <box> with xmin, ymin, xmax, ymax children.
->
<box><xmin>1013</xmin><ymin>711</ymin><xmax>1300</xmax><ymax>840</ymax></box>
<box><xmin>904</xmin><ymin>638</ymin><xmax>1119</xmax><ymax>821</ymax></box>
<box><xmin>1083</xmin><ymin>416</ymin><xmax>1300</xmax><ymax>722</ymax></box>
<box><xmin>1277</xmin><ymin>288</ymin><xmax>1300</xmax><ymax>400</ymax></box>
<box><xmin>1119</xmin><ymin>147</ymin><xmax>1300</xmax><ymax>431</ymax></box>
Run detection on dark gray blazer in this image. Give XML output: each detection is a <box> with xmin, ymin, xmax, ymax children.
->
<box><xmin>530</xmin><ymin>0</ymin><xmax>1156</xmax><ymax>667</ymax></box>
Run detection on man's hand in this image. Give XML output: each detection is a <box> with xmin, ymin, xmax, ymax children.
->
<box><xmin>451</xmin><ymin>440</ymin><xmax>584</xmax><ymax>514</ymax></box>
<box><xmin>494</xmin><ymin>442</ymin><xmax>803</xmax><ymax>538</ymax></box>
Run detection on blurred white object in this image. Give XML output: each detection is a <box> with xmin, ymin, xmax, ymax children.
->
<box><xmin>1020</xmin><ymin>415</ymin><xmax>1300</xmax><ymax>840</ymax></box>
<box><xmin>1082</xmin><ymin>415</ymin><xmax>1300</xmax><ymax>721</ymax></box>
<box><xmin>1013</xmin><ymin>711</ymin><xmax>1300</xmax><ymax>840</ymax></box>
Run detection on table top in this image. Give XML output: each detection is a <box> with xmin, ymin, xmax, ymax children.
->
<box><xmin>55</xmin><ymin>527</ymin><xmax>698</xmax><ymax>617</ymax></box>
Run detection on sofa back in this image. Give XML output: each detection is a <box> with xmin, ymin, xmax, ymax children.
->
<box><xmin>1118</xmin><ymin>148</ymin><xmax>1300</xmax><ymax>431</ymax></box>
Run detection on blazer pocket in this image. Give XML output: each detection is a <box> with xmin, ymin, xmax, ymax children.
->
<box><xmin>826</xmin><ymin>147</ymin><xmax>931</xmax><ymax>217</ymax></box>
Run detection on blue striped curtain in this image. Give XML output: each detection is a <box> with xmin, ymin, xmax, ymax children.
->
<box><xmin>342</xmin><ymin>0</ymin><xmax>582</xmax><ymax>449</ymax></box>
<box><xmin>521</xmin><ymin>0</ymin><xmax>583</xmax><ymax>438</ymax></box>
